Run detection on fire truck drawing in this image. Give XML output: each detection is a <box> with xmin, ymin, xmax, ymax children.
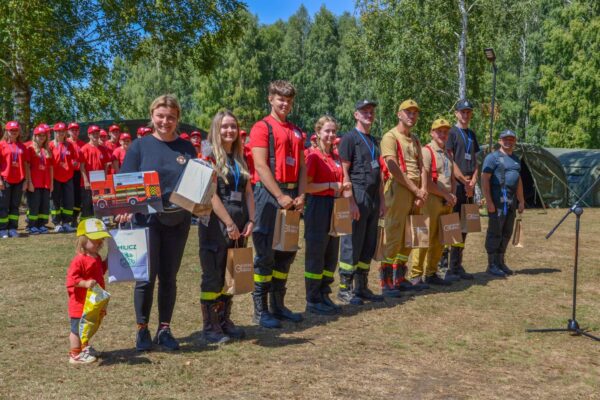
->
<box><xmin>91</xmin><ymin>171</ymin><xmax>161</xmax><ymax>209</ymax></box>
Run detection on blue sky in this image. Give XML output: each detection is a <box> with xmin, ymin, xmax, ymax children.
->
<box><xmin>244</xmin><ymin>1</ymin><xmax>356</xmax><ymax>24</ymax></box>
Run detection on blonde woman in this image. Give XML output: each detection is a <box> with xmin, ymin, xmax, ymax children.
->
<box><xmin>25</xmin><ymin>125</ymin><xmax>54</xmax><ymax>234</ymax></box>
<box><xmin>118</xmin><ymin>94</ymin><xmax>197</xmax><ymax>351</ymax></box>
<box><xmin>199</xmin><ymin>110</ymin><xmax>255</xmax><ymax>343</ymax></box>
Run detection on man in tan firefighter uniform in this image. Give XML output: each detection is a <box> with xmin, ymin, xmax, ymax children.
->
<box><xmin>380</xmin><ymin>99</ymin><xmax>429</xmax><ymax>294</ymax></box>
<box><xmin>409</xmin><ymin>119</ymin><xmax>457</xmax><ymax>285</ymax></box>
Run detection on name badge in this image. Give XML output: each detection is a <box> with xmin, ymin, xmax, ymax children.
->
<box><xmin>286</xmin><ymin>156</ymin><xmax>296</xmax><ymax>167</ymax></box>
<box><xmin>464</xmin><ymin>153</ymin><xmax>472</xmax><ymax>161</ymax></box>
<box><xmin>370</xmin><ymin>160</ymin><xmax>380</xmax><ymax>169</ymax></box>
<box><xmin>230</xmin><ymin>191</ymin><xmax>242</xmax><ymax>202</ymax></box>
<box><xmin>39</xmin><ymin>165</ymin><xmax>46</xmax><ymax>171</ymax></box>
<box><xmin>11</xmin><ymin>162</ymin><xmax>18</xmax><ymax>167</ymax></box>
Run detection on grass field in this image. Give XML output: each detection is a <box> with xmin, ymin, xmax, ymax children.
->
<box><xmin>1</xmin><ymin>209</ymin><xmax>599</xmax><ymax>399</ymax></box>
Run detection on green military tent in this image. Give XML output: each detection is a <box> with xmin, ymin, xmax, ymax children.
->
<box><xmin>546</xmin><ymin>148</ymin><xmax>600</xmax><ymax>207</ymax></box>
<box><xmin>478</xmin><ymin>144</ymin><xmax>569</xmax><ymax>208</ymax></box>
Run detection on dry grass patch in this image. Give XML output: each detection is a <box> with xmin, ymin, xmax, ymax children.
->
<box><xmin>1</xmin><ymin>209</ymin><xmax>599</xmax><ymax>399</ymax></box>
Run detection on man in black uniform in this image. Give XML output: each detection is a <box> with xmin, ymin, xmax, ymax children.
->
<box><xmin>481</xmin><ymin>129</ymin><xmax>525</xmax><ymax>277</ymax></box>
<box><xmin>337</xmin><ymin>100</ymin><xmax>385</xmax><ymax>305</ymax></box>
<box><xmin>441</xmin><ymin>99</ymin><xmax>479</xmax><ymax>280</ymax></box>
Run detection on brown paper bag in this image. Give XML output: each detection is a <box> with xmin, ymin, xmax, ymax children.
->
<box><xmin>512</xmin><ymin>216</ymin><xmax>524</xmax><ymax>247</ymax></box>
<box><xmin>373</xmin><ymin>222</ymin><xmax>386</xmax><ymax>262</ymax></box>
<box><xmin>461</xmin><ymin>203</ymin><xmax>481</xmax><ymax>233</ymax></box>
<box><xmin>224</xmin><ymin>246</ymin><xmax>254</xmax><ymax>295</ymax></box>
<box><xmin>405</xmin><ymin>214</ymin><xmax>429</xmax><ymax>248</ymax></box>
<box><xmin>272</xmin><ymin>209</ymin><xmax>301</xmax><ymax>251</ymax></box>
<box><xmin>329</xmin><ymin>197</ymin><xmax>353</xmax><ymax>237</ymax></box>
<box><xmin>439</xmin><ymin>212</ymin><xmax>463</xmax><ymax>245</ymax></box>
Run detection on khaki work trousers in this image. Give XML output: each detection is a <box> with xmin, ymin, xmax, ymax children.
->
<box><xmin>383</xmin><ymin>179</ymin><xmax>419</xmax><ymax>266</ymax></box>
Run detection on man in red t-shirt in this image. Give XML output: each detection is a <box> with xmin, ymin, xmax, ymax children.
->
<box><xmin>249</xmin><ymin>80</ymin><xmax>306</xmax><ymax>328</ymax></box>
<box><xmin>105</xmin><ymin>124</ymin><xmax>120</xmax><ymax>152</ymax></box>
<box><xmin>67</xmin><ymin>122</ymin><xmax>86</xmax><ymax>226</ymax></box>
<box><xmin>80</xmin><ymin>125</ymin><xmax>117</xmax><ymax>219</ymax></box>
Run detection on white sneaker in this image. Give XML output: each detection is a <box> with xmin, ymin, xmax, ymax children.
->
<box><xmin>69</xmin><ymin>350</ymin><xmax>97</xmax><ymax>364</ymax></box>
<box><xmin>81</xmin><ymin>345</ymin><xmax>99</xmax><ymax>357</ymax></box>
<box><xmin>54</xmin><ymin>225</ymin><xmax>65</xmax><ymax>233</ymax></box>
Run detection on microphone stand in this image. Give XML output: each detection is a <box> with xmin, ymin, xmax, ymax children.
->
<box><xmin>526</xmin><ymin>176</ymin><xmax>600</xmax><ymax>341</ymax></box>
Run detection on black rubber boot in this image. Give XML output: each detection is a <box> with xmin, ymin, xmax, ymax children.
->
<box><xmin>354</xmin><ymin>270</ymin><xmax>384</xmax><ymax>302</ymax></box>
<box><xmin>252</xmin><ymin>282</ymin><xmax>281</xmax><ymax>329</ymax></box>
<box><xmin>337</xmin><ymin>274</ymin><xmax>364</xmax><ymax>305</ymax></box>
<box><xmin>270</xmin><ymin>288</ymin><xmax>303</xmax><ymax>322</ymax></box>
<box><xmin>201</xmin><ymin>302</ymin><xmax>231</xmax><ymax>344</ymax></box>
<box><xmin>498</xmin><ymin>253</ymin><xmax>514</xmax><ymax>275</ymax></box>
<box><xmin>380</xmin><ymin>263</ymin><xmax>402</xmax><ymax>298</ymax></box>
<box><xmin>220</xmin><ymin>296</ymin><xmax>245</xmax><ymax>340</ymax></box>
<box><xmin>321</xmin><ymin>292</ymin><xmax>342</xmax><ymax>313</ymax></box>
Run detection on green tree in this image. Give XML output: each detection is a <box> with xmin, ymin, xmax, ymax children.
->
<box><xmin>530</xmin><ymin>0</ymin><xmax>600</xmax><ymax>148</ymax></box>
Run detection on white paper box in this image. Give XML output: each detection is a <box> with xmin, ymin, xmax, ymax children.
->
<box><xmin>169</xmin><ymin>159</ymin><xmax>216</xmax><ymax>215</ymax></box>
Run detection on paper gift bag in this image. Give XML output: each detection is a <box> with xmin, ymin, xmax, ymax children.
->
<box><xmin>405</xmin><ymin>214</ymin><xmax>429</xmax><ymax>248</ymax></box>
<box><xmin>439</xmin><ymin>212</ymin><xmax>463</xmax><ymax>245</ymax></box>
<box><xmin>329</xmin><ymin>197</ymin><xmax>353</xmax><ymax>237</ymax></box>
<box><xmin>169</xmin><ymin>158</ymin><xmax>216</xmax><ymax>216</ymax></box>
<box><xmin>79</xmin><ymin>285</ymin><xmax>110</xmax><ymax>344</ymax></box>
<box><xmin>107</xmin><ymin>227</ymin><xmax>150</xmax><ymax>283</ymax></box>
<box><xmin>461</xmin><ymin>203</ymin><xmax>481</xmax><ymax>233</ymax></box>
<box><xmin>224</xmin><ymin>246</ymin><xmax>254</xmax><ymax>295</ymax></box>
<box><xmin>373</xmin><ymin>222</ymin><xmax>386</xmax><ymax>262</ymax></box>
<box><xmin>512</xmin><ymin>216</ymin><xmax>524</xmax><ymax>247</ymax></box>
<box><xmin>272</xmin><ymin>209</ymin><xmax>301</xmax><ymax>251</ymax></box>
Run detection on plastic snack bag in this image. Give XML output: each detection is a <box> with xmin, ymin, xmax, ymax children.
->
<box><xmin>79</xmin><ymin>285</ymin><xmax>110</xmax><ymax>344</ymax></box>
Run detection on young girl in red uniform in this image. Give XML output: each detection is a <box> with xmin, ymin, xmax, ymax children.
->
<box><xmin>0</xmin><ymin>121</ymin><xmax>30</xmax><ymax>238</ymax></box>
<box><xmin>25</xmin><ymin>125</ymin><xmax>54</xmax><ymax>234</ymax></box>
<box><xmin>66</xmin><ymin>218</ymin><xmax>111</xmax><ymax>364</ymax></box>
<box><xmin>112</xmin><ymin>133</ymin><xmax>131</xmax><ymax>169</ymax></box>
<box><xmin>68</xmin><ymin>122</ymin><xmax>86</xmax><ymax>227</ymax></box>
<box><xmin>304</xmin><ymin>116</ymin><xmax>350</xmax><ymax>314</ymax></box>
<box><xmin>49</xmin><ymin>123</ymin><xmax>78</xmax><ymax>233</ymax></box>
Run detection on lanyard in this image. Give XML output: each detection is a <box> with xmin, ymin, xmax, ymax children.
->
<box><xmin>356</xmin><ymin>129</ymin><xmax>375</xmax><ymax>161</ymax></box>
<box><xmin>457</xmin><ymin>127</ymin><xmax>472</xmax><ymax>154</ymax></box>
<box><xmin>58</xmin><ymin>142</ymin><xmax>67</xmax><ymax>162</ymax></box>
<box><xmin>10</xmin><ymin>143</ymin><xmax>18</xmax><ymax>164</ymax></box>
<box><xmin>40</xmin><ymin>149</ymin><xmax>46</xmax><ymax>166</ymax></box>
<box><xmin>502</xmin><ymin>187</ymin><xmax>508</xmax><ymax>215</ymax></box>
<box><xmin>228</xmin><ymin>158</ymin><xmax>240</xmax><ymax>191</ymax></box>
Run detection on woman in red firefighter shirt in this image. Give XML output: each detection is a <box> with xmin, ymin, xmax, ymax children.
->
<box><xmin>25</xmin><ymin>125</ymin><xmax>54</xmax><ymax>234</ymax></box>
<box><xmin>303</xmin><ymin>116</ymin><xmax>350</xmax><ymax>315</ymax></box>
<box><xmin>0</xmin><ymin>121</ymin><xmax>30</xmax><ymax>238</ymax></box>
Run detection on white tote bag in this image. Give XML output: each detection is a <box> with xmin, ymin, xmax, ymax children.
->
<box><xmin>107</xmin><ymin>227</ymin><xmax>151</xmax><ymax>283</ymax></box>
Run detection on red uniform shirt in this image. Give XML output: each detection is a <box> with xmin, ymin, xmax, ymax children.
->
<box><xmin>27</xmin><ymin>147</ymin><xmax>54</xmax><ymax>189</ymax></box>
<box><xmin>80</xmin><ymin>143</ymin><xmax>112</xmax><ymax>184</ymax></box>
<box><xmin>67</xmin><ymin>138</ymin><xmax>86</xmax><ymax>171</ymax></box>
<box><xmin>104</xmin><ymin>141</ymin><xmax>118</xmax><ymax>152</ymax></box>
<box><xmin>306</xmin><ymin>149</ymin><xmax>343</xmax><ymax>197</ymax></box>
<box><xmin>65</xmin><ymin>253</ymin><xmax>107</xmax><ymax>318</ymax></box>
<box><xmin>112</xmin><ymin>146</ymin><xmax>126</xmax><ymax>167</ymax></box>
<box><xmin>0</xmin><ymin>141</ymin><xmax>29</xmax><ymax>184</ymax></box>
<box><xmin>49</xmin><ymin>140</ymin><xmax>78</xmax><ymax>183</ymax></box>
<box><xmin>249</xmin><ymin>115</ymin><xmax>305</xmax><ymax>184</ymax></box>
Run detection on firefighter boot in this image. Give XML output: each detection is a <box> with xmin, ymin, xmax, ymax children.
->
<box><xmin>252</xmin><ymin>282</ymin><xmax>281</xmax><ymax>329</ymax></box>
<box><xmin>380</xmin><ymin>263</ymin><xmax>402</xmax><ymax>298</ymax></box>
<box><xmin>270</xmin><ymin>288</ymin><xmax>303</xmax><ymax>322</ymax></box>
<box><xmin>337</xmin><ymin>273</ymin><xmax>363</xmax><ymax>305</ymax></box>
<box><xmin>220</xmin><ymin>296</ymin><xmax>245</xmax><ymax>340</ymax></box>
<box><xmin>498</xmin><ymin>253</ymin><xmax>514</xmax><ymax>276</ymax></box>
<box><xmin>354</xmin><ymin>270</ymin><xmax>384</xmax><ymax>302</ymax></box>
<box><xmin>201</xmin><ymin>302</ymin><xmax>231</xmax><ymax>344</ymax></box>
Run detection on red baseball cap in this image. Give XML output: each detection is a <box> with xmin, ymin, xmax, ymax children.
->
<box><xmin>179</xmin><ymin>133</ymin><xmax>190</xmax><ymax>140</ymax></box>
<box><xmin>67</xmin><ymin>122</ymin><xmax>79</xmax><ymax>130</ymax></box>
<box><xmin>109</xmin><ymin>124</ymin><xmax>120</xmax><ymax>133</ymax></box>
<box><xmin>88</xmin><ymin>125</ymin><xmax>101</xmax><ymax>134</ymax></box>
<box><xmin>240</xmin><ymin>130</ymin><xmax>247</xmax><ymax>138</ymax></box>
<box><xmin>34</xmin><ymin>125</ymin><xmax>48</xmax><ymax>135</ymax></box>
<box><xmin>53</xmin><ymin>122</ymin><xmax>67</xmax><ymax>131</ymax></box>
<box><xmin>334</xmin><ymin>137</ymin><xmax>341</xmax><ymax>145</ymax></box>
<box><xmin>190</xmin><ymin>131</ymin><xmax>202</xmax><ymax>137</ymax></box>
<box><xmin>310</xmin><ymin>134</ymin><xmax>317</xmax><ymax>143</ymax></box>
<box><xmin>120</xmin><ymin>133</ymin><xmax>131</xmax><ymax>140</ymax></box>
<box><xmin>99</xmin><ymin>129</ymin><xmax>108</xmax><ymax>138</ymax></box>
<box><xmin>5</xmin><ymin>121</ymin><xmax>20</xmax><ymax>131</ymax></box>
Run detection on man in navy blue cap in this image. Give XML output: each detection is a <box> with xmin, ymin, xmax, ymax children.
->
<box><xmin>440</xmin><ymin>99</ymin><xmax>480</xmax><ymax>281</ymax></box>
<box><xmin>481</xmin><ymin>129</ymin><xmax>525</xmax><ymax>277</ymax></box>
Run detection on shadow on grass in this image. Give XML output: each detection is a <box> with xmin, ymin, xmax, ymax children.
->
<box><xmin>515</xmin><ymin>267</ymin><xmax>561</xmax><ymax>275</ymax></box>
<box><xmin>98</xmin><ymin>348</ymin><xmax>153</xmax><ymax>366</ymax></box>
